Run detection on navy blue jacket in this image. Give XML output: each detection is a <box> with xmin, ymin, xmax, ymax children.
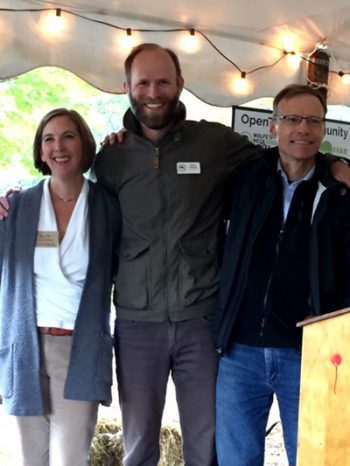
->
<box><xmin>214</xmin><ymin>148</ymin><xmax>350</xmax><ymax>353</ymax></box>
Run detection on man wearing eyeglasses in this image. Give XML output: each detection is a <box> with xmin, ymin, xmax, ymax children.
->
<box><xmin>214</xmin><ymin>84</ymin><xmax>350</xmax><ymax>466</ymax></box>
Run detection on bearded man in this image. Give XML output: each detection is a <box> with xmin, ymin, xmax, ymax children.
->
<box><xmin>93</xmin><ymin>44</ymin><xmax>350</xmax><ymax>466</ymax></box>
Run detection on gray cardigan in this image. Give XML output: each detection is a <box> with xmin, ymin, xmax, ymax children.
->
<box><xmin>0</xmin><ymin>179</ymin><xmax>120</xmax><ymax>415</ymax></box>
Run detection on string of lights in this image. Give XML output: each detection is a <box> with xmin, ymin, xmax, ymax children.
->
<box><xmin>1</xmin><ymin>7</ymin><xmax>350</xmax><ymax>95</ymax></box>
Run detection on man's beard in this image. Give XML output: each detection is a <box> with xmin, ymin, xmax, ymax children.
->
<box><xmin>129</xmin><ymin>93</ymin><xmax>180</xmax><ymax>130</ymax></box>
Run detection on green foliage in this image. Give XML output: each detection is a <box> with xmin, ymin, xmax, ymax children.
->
<box><xmin>0</xmin><ymin>67</ymin><xmax>129</xmax><ymax>187</ymax></box>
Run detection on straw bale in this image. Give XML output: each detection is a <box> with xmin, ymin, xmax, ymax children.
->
<box><xmin>91</xmin><ymin>419</ymin><xmax>184</xmax><ymax>466</ymax></box>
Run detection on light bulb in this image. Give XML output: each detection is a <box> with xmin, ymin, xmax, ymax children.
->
<box><xmin>339</xmin><ymin>72</ymin><xmax>350</xmax><ymax>85</ymax></box>
<box><xmin>231</xmin><ymin>72</ymin><xmax>251</xmax><ymax>96</ymax></box>
<box><xmin>39</xmin><ymin>9</ymin><xmax>66</xmax><ymax>37</ymax></box>
<box><xmin>286</xmin><ymin>51</ymin><xmax>301</xmax><ymax>70</ymax></box>
<box><xmin>281</xmin><ymin>34</ymin><xmax>297</xmax><ymax>54</ymax></box>
<box><xmin>117</xmin><ymin>29</ymin><xmax>139</xmax><ymax>53</ymax></box>
<box><xmin>178</xmin><ymin>29</ymin><xmax>200</xmax><ymax>54</ymax></box>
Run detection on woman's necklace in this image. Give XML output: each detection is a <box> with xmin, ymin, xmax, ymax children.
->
<box><xmin>50</xmin><ymin>187</ymin><xmax>79</xmax><ymax>203</ymax></box>
<box><xmin>56</xmin><ymin>194</ymin><xmax>76</xmax><ymax>203</ymax></box>
<box><xmin>49</xmin><ymin>178</ymin><xmax>83</xmax><ymax>204</ymax></box>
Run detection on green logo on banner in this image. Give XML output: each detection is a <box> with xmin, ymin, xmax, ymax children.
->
<box><xmin>320</xmin><ymin>140</ymin><xmax>348</xmax><ymax>156</ymax></box>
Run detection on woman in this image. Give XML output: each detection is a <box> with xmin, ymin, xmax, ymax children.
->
<box><xmin>0</xmin><ymin>108</ymin><xmax>120</xmax><ymax>466</ymax></box>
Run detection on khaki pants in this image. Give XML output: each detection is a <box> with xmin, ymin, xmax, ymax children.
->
<box><xmin>11</xmin><ymin>334</ymin><xmax>99</xmax><ymax>466</ymax></box>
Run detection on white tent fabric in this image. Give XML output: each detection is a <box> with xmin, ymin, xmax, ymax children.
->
<box><xmin>1</xmin><ymin>0</ymin><xmax>350</xmax><ymax>106</ymax></box>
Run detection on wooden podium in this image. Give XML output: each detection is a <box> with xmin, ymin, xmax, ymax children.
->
<box><xmin>296</xmin><ymin>308</ymin><xmax>350</xmax><ymax>466</ymax></box>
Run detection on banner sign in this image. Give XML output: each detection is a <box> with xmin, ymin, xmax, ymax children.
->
<box><xmin>232</xmin><ymin>106</ymin><xmax>350</xmax><ymax>158</ymax></box>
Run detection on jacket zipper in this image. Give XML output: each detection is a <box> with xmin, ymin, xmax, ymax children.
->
<box><xmin>154</xmin><ymin>145</ymin><xmax>169</xmax><ymax>319</ymax></box>
<box><xmin>259</xmin><ymin>222</ymin><xmax>285</xmax><ymax>337</ymax></box>
<box><xmin>154</xmin><ymin>147</ymin><xmax>160</xmax><ymax>169</ymax></box>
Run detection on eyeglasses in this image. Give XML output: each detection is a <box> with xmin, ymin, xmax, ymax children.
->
<box><xmin>273</xmin><ymin>114</ymin><xmax>325</xmax><ymax>127</ymax></box>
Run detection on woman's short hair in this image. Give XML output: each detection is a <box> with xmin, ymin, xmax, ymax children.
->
<box><xmin>33</xmin><ymin>108</ymin><xmax>96</xmax><ymax>175</ymax></box>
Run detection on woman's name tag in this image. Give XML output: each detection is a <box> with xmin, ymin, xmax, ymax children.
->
<box><xmin>36</xmin><ymin>231</ymin><xmax>59</xmax><ymax>248</ymax></box>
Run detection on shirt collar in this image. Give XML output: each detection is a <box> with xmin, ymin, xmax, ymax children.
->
<box><xmin>277</xmin><ymin>160</ymin><xmax>315</xmax><ymax>189</ymax></box>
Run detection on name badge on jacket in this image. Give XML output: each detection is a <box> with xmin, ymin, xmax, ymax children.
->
<box><xmin>176</xmin><ymin>162</ymin><xmax>201</xmax><ymax>174</ymax></box>
<box><xmin>36</xmin><ymin>231</ymin><xmax>59</xmax><ymax>248</ymax></box>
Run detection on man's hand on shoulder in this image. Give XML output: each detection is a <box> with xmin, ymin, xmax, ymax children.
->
<box><xmin>0</xmin><ymin>187</ymin><xmax>21</xmax><ymax>220</ymax></box>
<box><xmin>101</xmin><ymin>128</ymin><xmax>127</xmax><ymax>147</ymax></box>
<box><xmin>331</xmin><ymin>159</ymin><xmax>350</xmax><ymax>187</ymax></box>
<box><xmin>0</xmin><ymin>197</ymin><xmax>9</xmax><ymax>220</ymax></box>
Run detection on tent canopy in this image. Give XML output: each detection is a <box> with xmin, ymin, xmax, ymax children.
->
<box><xmin>1</xmin><ymin>0</ymin><xmax>350</xmax><ymax>106</ymax></box>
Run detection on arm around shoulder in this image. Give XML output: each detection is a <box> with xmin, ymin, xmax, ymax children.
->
<box><xmin>225</xmin><ymin>128</ymin><xmax>262</xmax><ymax>175</ymax></box>
<box><xmin>322</xmin><ymin>153</ymin><xmax>350</xmax><ymax>187</ymax></box>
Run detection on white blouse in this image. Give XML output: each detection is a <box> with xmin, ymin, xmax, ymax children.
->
<box><xmin>34</xmin><ymin>177</ymin><xmax>90</xmax><ymax>329</ymax></box>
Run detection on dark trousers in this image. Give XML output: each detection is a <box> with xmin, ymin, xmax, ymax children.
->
<box><xmin>115</xmin><ymin>317</ymin><xmax>218</xmax><ymax>466</ymax></box>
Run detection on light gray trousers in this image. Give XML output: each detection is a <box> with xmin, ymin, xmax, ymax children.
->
<box><xmin>11</xmin><ymin>334</ymin><xmax>99</xmax><ymax>466</ymax></box>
